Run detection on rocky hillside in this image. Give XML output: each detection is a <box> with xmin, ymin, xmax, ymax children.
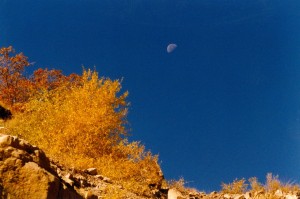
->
<box><xmin>1</xmin><ymin>133</ymin><xmax>300</xmax><ymax>199</ymax></box>
<box><xmin>0</xmin><ymin>133</ymin><xmax>167</xmax><ymax>199</ymax></box>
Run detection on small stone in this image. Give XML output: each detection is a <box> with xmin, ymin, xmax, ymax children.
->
<box><xmin>233</xmin><ymin>194</ymin><xmax>245</xmax><ymax>199</ymax></box>
<box><xmin>286</xmin><ymin>194</ymin><xmax>297</xmax><ymax>199</ymax></box>
<box><xmin>85</xmin><ymin>168</ymin><xmax>97</xmax><ymax>175</ymax></box>
<box><xmin>56</xmin><ymin>168</ymin><xmax>62</xmax><ymax>177</ymax></box>
<box><xmin>95</xmin><ymin>175</ymin><xmax>104</xmax><ymax>180</ymax></box>
<box><xmin>103</xmin><ymin>177</ymin><xmax>112</xmax><ymax>183</ymax></box>
<box><xmin>0</xmin><ymin>135</ymin><xmax>12</xmax><ymax>147</ymax></box>
<box><xmin>275</xmin><ymin>189</ymin><xmax>283</xmax><ymax>197</ymax></box>
<box><xmin>244</xmin><ymin>192</ymin><xmax>251</xmax><ymax>199</ymax></box>
<box><xmin>168</xmin><ymin>188</ymin><xmax>183</xmax><ymax>199</ymax></box>
<box><xmin>65</xmin><ymin>173</ymin><xmax>73</xmax><ymax>179</ymax></box>
<box><xmin>84</xmin><ymin>190</ymin><xmax>98</xmax><ymax>199</ymax></box>
<box><xmin>62</xmin><ymin>173</ymin><xmax>74</xmax><ymax>186</ymax></box>
<box><xmin>80</xmin><ymin>179</ymin><xmax>88</xmax><ymax>187</ymax></box>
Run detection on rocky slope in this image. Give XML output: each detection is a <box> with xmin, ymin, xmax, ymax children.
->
<box><xmin>0</xmin><ymin>133</ymin><xmax>167</xmax><ymax>199</ymax></box>
<box><xmin>1</xmin><ymin>133</ymin><xmax>300</xmax><ymax>199</ymax></box>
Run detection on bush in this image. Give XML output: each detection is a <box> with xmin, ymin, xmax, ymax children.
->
<box><xmin>220</xmin><ymin>174</ymin><xmax>300</xmax><ymax>195</ymax></box>
<box><xmin>248</xmin><ymin>177</ymin><xmax>264</xmax><ymax>192</ymax></box>
<box><xmin>221</xmin><ymin>178</ymin><xmax>248</xmax><ymax>194</ymax></box>
<box><xmin>7</xmin><ymin>69</ymin><xmax>162</xmax><ymax>196</ymax></box>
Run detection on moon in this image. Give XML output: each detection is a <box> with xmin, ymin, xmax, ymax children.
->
<box><xmin>167</xmin><ymin>43</ymin><xmax>177</xmax><ymax>53</ymax></box>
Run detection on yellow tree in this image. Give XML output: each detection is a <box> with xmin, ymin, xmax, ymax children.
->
<box><xmin>9</xmin><ymin>68</ymin><xmax>129</xmax><ymax>159</ymax></box>
<box><xmin>8</xmin><ymin>69</ymin><xmax>163</xmax><ymax>195</ymax></box>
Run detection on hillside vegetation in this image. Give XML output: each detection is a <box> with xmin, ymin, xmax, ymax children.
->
<box><xmin>0</xmin><ymin>46</ymin><xmax>164</xmax><ymax>197</ymax></box>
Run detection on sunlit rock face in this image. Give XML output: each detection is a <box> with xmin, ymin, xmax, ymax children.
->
<box><xmin>0</xmin><ymin>134</ymin><xmax>168</xmax><ymax>199</ymax></box>
<box><xmin>0</xmin><ymin>134</ymin><xmax>82</xmax><ymax>199</ymax></box>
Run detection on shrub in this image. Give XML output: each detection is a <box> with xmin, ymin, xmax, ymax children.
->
<box><xmin>221</xmin><ymin>178</ymin><xmax>248</xmax><ymax>194</ymax></box>
<box><xmin>265</xmin><ymin>173</ymin><xmax>300</xmax><ymax>194</ymax></box>
<box><xmin>248</xmin><ymin>177</ymin><xmax>264</xmax><ymax>192</ymax></box>
<box><xmin>7</xmin><ymin>69</ymin><xmax>162</xmax><ymax>196</ymax></box>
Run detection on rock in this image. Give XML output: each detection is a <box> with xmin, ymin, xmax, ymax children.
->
<box><xmin>103</xmin><ymin>177</ymin><xmax>112</xmax><ymax>183</ymax></box>
<box><xmin>0</xmin><ymin>134</ymin><xmax>83</xmax><ymax>199</ymax></box>
<box><xmin>0</xmin><ymin>134</ymin><xmax>168</xmax><ymax>198</ymax></box>
<box><xmin>85</xmin><ymin>168</ymin><xmax>97</xmax><ymax>175</ymax></box>
<box><xmin>95</xmin><ymin>174</ymin><xmax>104</xmax><ymax>180</ymax></box>
<box><xmin>168</xmin><ymin>188</ymin><xmax>185</xmax><ymax>199</ymax></box>
<box><xmin>233</xmin><ymin>194</ymin><xmax>245</xmax><ymax>199</ymax></box>
<box><xmin>210</xmin><ymin>191</ymin><xmax>218</xmax><ymax>195</ymax></box>
<box><xmin>253</xmin><ymin>190</ymin><xmax>265</xmax><ymax>198</ymax></box>
<box><xmin>275</xmin><ymin>189</ymin><xmax>283</xmax><ymax>197</ymax></box>
<box><xmin>244</xmin><ymin>192</ymin><xmax>251</xmax><ymax>199</ymax></box>
<box><xmin>62</xmin><ymin>173</ymin><xmax>75</xmax><ymax>187</ymax></box>
<box><xmin>286</xmin><ymin>194</ymin><xmax>297</xmax><ymax>199</ymax></box>
<box><xmin>84</xmin><ymin>190</ymin><xmax>98</xmax><ymax>199</ymax></box>
<box><xmin>0</xmin><ymin>134</ymin><xmax>14</xmax><ymax>147</ymax></box>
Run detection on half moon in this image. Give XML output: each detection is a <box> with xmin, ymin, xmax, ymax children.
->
<box><xmin>167</xmin><ymin>43</ymin><xmax>177</xmax><ymax>53</ymax></box>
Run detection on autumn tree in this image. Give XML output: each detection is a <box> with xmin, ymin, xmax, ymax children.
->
<box><xmin>8</xmin><ymin>69</ymin><xmax>163</xmax><ymax>195</ymax></box>
<box><xmin>31</xmin><ymin>68</ymin><xmax>81</xmax><ymax>93</ymax></box>
<box><xmin>1</xmin><ymin>46</ymin><xmax>163</xmax><ymax>196</ymax></box>
<box><xmin>0</xmin><ymin>46</ymin><xmax>31</xmax><ymax>110</ymax></box>
<box><xmin>0</xmin><ymin>46</ymin><xmax>81</xmax><ymax>113</ymax></box>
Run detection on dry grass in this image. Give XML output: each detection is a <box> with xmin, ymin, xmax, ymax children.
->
<box><xmin>168</xmin><ymin>178</ymin><xmax>199</xmax><ymax>197</ymax></box>
<box><xmin>221</xmin><ymin>178</ymin><xmax>248</xmax><ymax>194</ymax></box>
<box><xmin>220</xmin><ymin>173</ymin><xmax>300</xmax><ymax>196</ymax></box>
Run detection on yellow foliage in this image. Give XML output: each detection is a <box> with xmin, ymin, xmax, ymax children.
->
<box><xmin>265</xmin><ymin>173</ymin><xmax>281</xmax><ymax>193</ymax></box>
<box><xmin>9</xmin><ymin>69</ymin><xmax>127</xmax><ymax>157</ymax></box>
<box><xmin>220</xmin><ymin>174</ymin><xmax>300</xmax><ymax>196</ymax></box>
<box><xmin>221</xmin><ymin>178</ymin><xmax>248</xmax><ymax>194</ymax></box>
<box><xmin>265</xmin><ymin>173</ymin><xmax>300</xmax><ymax>194</ymax></box>
<box><xmin>248</xmin><ymin>177</ymin><xmax>264</xmax><ymax>192</ymax></box>
<box><xmin>7</xmin><ymin>69</ymin><xmax>162</xmax><ymax>196</ymax></box>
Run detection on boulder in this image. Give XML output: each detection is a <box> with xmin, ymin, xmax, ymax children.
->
<box><xmin>0</xmin><ymin>134</ymin><xmax>82</xmax><ymax>199</ymax></box>
<box><xmin>84</xmin><ymin>168</ymin><xmax>97</xmax><ymax>175</ymax></box>
<box><xmin>168</xmin><ymin>188</ymin><xmax>185</xmax><ymax>199</ymax></box>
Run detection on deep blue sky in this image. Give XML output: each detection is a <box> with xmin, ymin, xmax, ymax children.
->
<box><xmin>1</xmin><ymin>0</ymin><xmax>300</xmax><ymax>191</ymax></box>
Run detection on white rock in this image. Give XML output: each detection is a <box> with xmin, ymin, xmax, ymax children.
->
<box><xmin>0</xmin><ymin>134</ymin><xmax>11</xmax><ymax>147</ymax></box>
<box><xmin>168</xmin><ymin>188</ymin><xmax>184</xmax><ymax>199</ymax></box>
<box><xmin>233</xmin><ymin>194</ymin><xmax>245</xmax><ymax>199</ymax></box>
<box><xmin>275</xmin><ymin>189</ymin><xmax>283</xmax><ymax>197</ymax></box>
<box><xmin>286</xmin><ymin>194</ymin><xmax>297</xmax><ymax>199</ymax></box>
<box><xmin>62</xmin><ymin>173</ymin><xmax>74</xmax><ymax>186</ymax></box>
<box><xmin>103</xmin><ymin>177</ymin><xmax>112</xmax><ymax>183</ymax></box>
<box><xmin>244</xmin><ymin>192</ymin><xmax>252</xmax><ymax>199</ymax></box>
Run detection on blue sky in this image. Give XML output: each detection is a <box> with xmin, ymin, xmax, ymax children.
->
<box><xmin>1</xmin><ymin>0</ymin><xmax>300</xmax><ymax>191</ymax></box>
